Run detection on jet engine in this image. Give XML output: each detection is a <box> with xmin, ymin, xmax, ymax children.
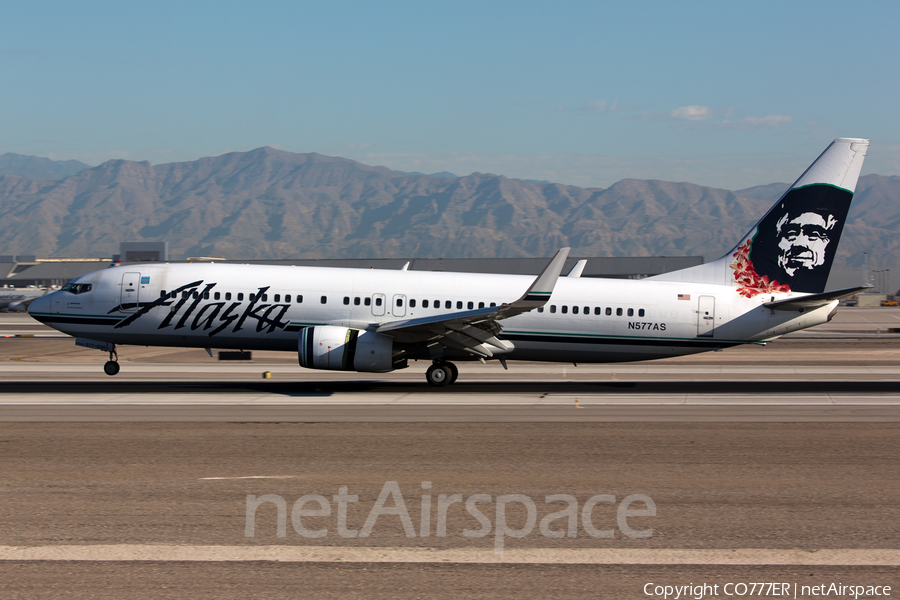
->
<box><xmin>299</xmin><ymin>326</ymin><xmax>401</xmax><ymax>372</ymax></box>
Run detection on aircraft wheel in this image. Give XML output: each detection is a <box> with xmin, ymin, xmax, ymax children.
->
<box><xmin>426</xmin><ymin>363</ymin><xmax>451</xmax><ymax>387</ymax></box>
<box><xmin>103</xmin><ymin>361</ymin><xmax>120</xmax><ymax>376</ymax></box>
<box><xmin>446</xmin><ymin>362</ymin><xmax>459</xmax><ymax>384</ymax></box>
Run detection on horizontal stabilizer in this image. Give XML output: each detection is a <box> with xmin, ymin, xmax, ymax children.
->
<box><xmin>763</xmin><ymin>286</ymin><xmax>869</xmax><ymax>311</ymax></box>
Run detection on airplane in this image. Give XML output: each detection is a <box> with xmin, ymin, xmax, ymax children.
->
<box><xmin>27</xmin><ymin>138</ymin><xmax>869</xmax><ymax>386</ymax></box>
<box><xmin>0</xmin><ymin>286</ymin><xmax>51</xmax><ymax>312</ymax></box>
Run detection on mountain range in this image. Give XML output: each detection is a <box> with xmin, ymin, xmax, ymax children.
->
<box><xmin>0</xmin><ymin>148</ymin><xmax>897</xmax><ymax>289</ymax></box>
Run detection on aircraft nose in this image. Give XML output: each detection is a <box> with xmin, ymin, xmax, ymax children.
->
<box><xmin>27</xmin><ymin>293</ymin><xmax>51</xmax><ymax>317</ymax></box>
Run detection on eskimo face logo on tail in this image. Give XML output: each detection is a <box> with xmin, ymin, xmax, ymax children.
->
<box><xmin>775</xmin><ymin>211</ymin><xmax>837</xmax><ymax>276</ymax></box>
<box><xmin>731</xmin><ymin>184</ymin><xmax>852</xmax><ymax>297</ymax></box>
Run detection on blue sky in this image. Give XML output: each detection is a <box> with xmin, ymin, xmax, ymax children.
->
<box><xmin>2</xmin><ymin>1</ymin><xmax>898</xmax><ymax>189</ymax></box>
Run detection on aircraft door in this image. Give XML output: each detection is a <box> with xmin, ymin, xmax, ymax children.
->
<box><xmin>371</xmin><ymin>293</ymin><xmax>386</xmax><ymax>316</ymax></box>
<box><xmin>120</xmin><ymin>272</ymin><xmax>141</xmax><ymax>312</ymax></box>
<box><xmin>697</xmin><ymin>295</ymin><xmax>715</xmax><ymax>337</ymax></box>
<box><xmin>392</xmin><ymin>294</ymin><xmax>406</xmax><ymax>317</ymax></box>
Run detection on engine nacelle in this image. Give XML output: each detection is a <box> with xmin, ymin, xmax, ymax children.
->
<box><xmin>299</xmin><ymin>326</ymin><xmax>397</xmax><ymax>372</ymax></box>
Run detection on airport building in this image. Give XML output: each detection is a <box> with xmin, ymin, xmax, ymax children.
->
<box><xmin>0</xmin><ymin>246</ymin><xmax>703</xmax><ymax>288</ymax></box>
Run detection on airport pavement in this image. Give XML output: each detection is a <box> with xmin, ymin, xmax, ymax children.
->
<box><xmin>0</xmin><ymin>422</ymin><xmax>897</xmax><ymax>598</ymax></box>
<box><xmin>2</xmin><ymin>311</ymin><xmax>898</xmax><ymax>598</ymax></box>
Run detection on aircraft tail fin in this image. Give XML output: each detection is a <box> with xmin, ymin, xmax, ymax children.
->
<box><xmin>650</xmin><ymin>138</ymin><xmax>869</xmax><ymax>295</ymax></box>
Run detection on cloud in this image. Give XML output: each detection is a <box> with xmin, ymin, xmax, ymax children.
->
<box><xmin>638</xmin><ymin>105</ymin><xmax>736</xmax><ymax>122</ymax></box>
<box><xmin>714</xmin><ymin>115</ymin><xmax>794</xmax><ymax>129</ymax></box>
<box><xmin>634</xmin><ymin>105</ymin><xmax>793</xmax><ymax>130</ymax></box>
<box><xmin>578</xmin><ymin>100</ymin><xmax>621</xmax><ymax>113</ymax></box>
<box><xmin>669</xmin><ymin>105</ymin><xmax>715</xmax><ymax>120</ymax></box>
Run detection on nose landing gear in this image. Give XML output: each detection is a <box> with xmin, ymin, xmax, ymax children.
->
<box><xmin>426</xmin><ymin>360</ymin><xmax>459</xmax><ymax>387</ymax></box>
<box><xmin>103</xmin><ymin>345</ymin><xmax>120</xmax><ymax>376</ymax></box>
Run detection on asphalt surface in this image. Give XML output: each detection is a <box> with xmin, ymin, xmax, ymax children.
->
<box><xmin>1</xmin><ymin>309</ymin><xmax>898</xmax><ymax>598</ymax></box>
<box><xmin>0</xmin><ymin>422</ymin><xmax>898</xmax><ymax>598</ymax></box>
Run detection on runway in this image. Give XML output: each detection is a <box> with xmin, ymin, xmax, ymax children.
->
<box><xmin>1</xmin><ymin>311</ymin><xmax>899</xmax><ymax>598</ymax></box>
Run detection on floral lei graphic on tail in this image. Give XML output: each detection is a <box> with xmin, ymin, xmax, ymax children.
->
<box><xmin>730</xmin><ymin>239</ymin><xmax>791</xmax><ymax>298</ymax></box>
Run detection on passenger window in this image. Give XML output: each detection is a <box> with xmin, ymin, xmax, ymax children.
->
<box><xmin>538</xmin><ymin>307</ymin><xmax>544</xmax><ymax>313</ymax></box>
<box><xmin>457</xmin><ymin>301</ymin><xmax>463</xmax><ymax>309</ymax></box>
<box><xmin>434</xmin><ymin>300</ymin><xmax>439</xmax><ymax>308</ymax></box>
<box><xmin>285</xmin><ymin>294</ymin><xmax>291</xmax><ymax>303</ymax></box>
<box><xmin>572</xmin><ymin>306</ymin><xmax>579</xmax><ymax>314</ymax></box>
<box><xmin>375</xmin><ymin>297</ymin><xmax>382</xmax><ymax>306</ymax></box>
<box><xmin>274</xmin><ymin>294</ymin><xmax>280</xmax><ymax>302</ymax></box>
<box><xmin>479</xmin><ymin>302</ymin><xmax>485</xmax><ymax>309</ymax></box>
<box><xmin>605</xmin><ymin>307</ymin><xmax>611</xmax><ymax>316</ymax></box>
<box><xmin>562</xmin><ymin>305</ymin><xmax>568</xmax><ymax>314</ymax></box>
<box><xmin>550</xmin><ymin>305</ymin><xmax>557</xmax><ymax>314</ymax></box>
<box><xmin>594</xmin><ymin>307</ymin><xmax>601</xmax><ymax>315</ymax></box>
<box><xmin>262</xmin><ymin>294</ymin><xmax>268</xmax><ymax>302</ymax></box>
<box><xmin>321</xmin><ymin>296</ymin><xmax>328</xmax><ymax>304</ymax></box>
<box><xmin>423</xmin><ymin>300</ymin><xmax>429</xmax><ymax>308</ymax></box>
<box><xmin>583</xmin><ymin>306</ymin><xmax>589</xmax><ymax>314</ymax></box>
<box><xmin>214</xmin><ymin>292</ymin><xmax>221</xmax><ymax>300</ymax></box>
<box><xmin>238</xmin><ymin>293</ymin><xmax>244</xmax><ymax>301</ymax></box>
<box><xmin>627</xmin><ymin>308</ymin><xmax>634</xmax><ymax>317</ymax></box>
<box><xmin>354</xmin><ymin>297</ymin><xmax>360</xmax><ymax>306</ymax></box>
<box><xmin>410</xmin><ymin>299</ymin><xmax>416</xmax><ymax>308</ymax></box>
<box><xmin>343</xmin><ymin>297</ymin><xmax>350</xmax><ymax>305</ymax></box>
<box><xmin>160</xmin><ymin>290</ymin><xmax>167</xmax><ymax>298</ymax></box>
<box><xmin>445</xmin><ymin>301</ymin><xmax>451</xmax><ymax>309</ymax></box>
<box><xmin>639</xmin><ymin>308</ymin><xmax>645</xmax><ymax>317</ymax></box>
<box><xmin>467</xmin><ymin>301</ymin><xmax>473</xmax><ymax>309</ymax></box>
<box><xmin>616</xmin><ymin>308</ymin><xmax>623</xmax><ymax>316</ymax></box>
<box><xmin>297</xmin><ymin>295</ymin><xmax>303</xmax><ymax>303</ymax></box>
<box><xmin>225</xmin><ymin>292</ymin><xmax>232</xmax><ymax>301</ymax></box>
<box><xmin>490</xmin><ymin>302</ymin><xmax>496</xmax><ymax>307</ymax></box>
<box><xmin>364</xmin><ymin>297</ymin><xmax>370</xmax><ymax>306</ymax></box>
<box><xmin>193</xmin><ymin>292</ymin><xmax>199</xmax><ymax>300</ymax></box>
<box><xmin>396</xmin><ymin>298</ymin><xmax>403</xmax><ymax>307</ymax></box>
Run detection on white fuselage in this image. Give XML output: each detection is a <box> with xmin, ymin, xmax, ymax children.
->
<box><xmin>28</xmin><ymin>263</ymin><xmax>836</xmax><ymax>365</ymax></box>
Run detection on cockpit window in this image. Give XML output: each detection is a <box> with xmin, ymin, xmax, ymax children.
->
<box><xmin>61</xmin><ymin>283</ymin><xmax>92</xmax><ymax>295</ymax></box>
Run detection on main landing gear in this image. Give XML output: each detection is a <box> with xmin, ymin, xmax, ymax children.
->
<box><xmin>103</xmin><ymin>345</ymin><xmax>120</xmax><ymax>376</ymax></box>
<box><xmin>426</xmin><ymin>360</ymin><xmax>459</xmax><ymax>387</ymax></box>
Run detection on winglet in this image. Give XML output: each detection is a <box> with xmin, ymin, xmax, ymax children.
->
<box><xmin>567</xmin><ymin>259</ymin><xmax>586</xmax><ymax>278</ymax></box>
<box><xmin>516</xmin><ymin>247</ymin><xmax>570</xmax><ymax>304</ymax></box>
<box><xmin>375</xmin><ymin>248</ymin><xmax>571</xmax><ymax>339</ymax></box>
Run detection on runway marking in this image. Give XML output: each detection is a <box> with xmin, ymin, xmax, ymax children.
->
<box><xmin>3</xmin><ymin>400</ymin><xmax>900</xmax><ymax>407</ymax></box>
<box><xmin>200</xmin><ymin>476</ymin><xmax>297</xmax><ymax>480</ymax></box>
<box><xmin>0</xmin><ymin>546</ymin><xmax>896</xmax><ymax>565</ymax></box>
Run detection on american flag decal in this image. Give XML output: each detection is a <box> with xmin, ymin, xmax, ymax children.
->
<box><xmin>678</xmin><ymin>294</ymin><xmax>691</xmax><ymax>300</ymax></box>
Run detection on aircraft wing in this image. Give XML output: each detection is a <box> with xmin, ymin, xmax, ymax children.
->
<box><xmin>375</xmin><ymin>248</ymin><xmax>570</xmax><ymax>358</ymax></box>
<box><xmin>763</xmin><ymin>286</ymin><xmax>869</xmax><ymax>311</ymax></box>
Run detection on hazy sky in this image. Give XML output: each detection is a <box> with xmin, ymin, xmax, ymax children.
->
<box><xmin>2</xmin><ymin>1</ymin><xmax>897</xmax><ymax>189</ymax></box>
